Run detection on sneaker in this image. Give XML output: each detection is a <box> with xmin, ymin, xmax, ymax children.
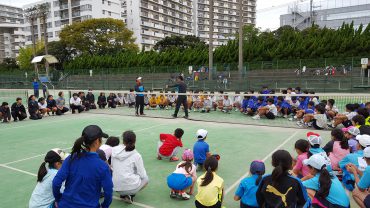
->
<box><xmin>283</xmin><ymin>115</ymin><xmax>288</xmax><ymax>118</ymax></box>
<box><xmin>157</xmin><ymin>155</ymin><xmax>162</xmax><ymax>160</ymax></box>
<box><xmin>235</xmin><ymin>109</ymin><xmax>239</xmax><ymax>112</ymax></box>
<box><xmin>252</xmin><ymin>115</ymin><xmax>260</xmax><ymax>120</ymax></box>
<box><xmin>180</xmin><ymin>192</ymin><xmax>190</xmax><ymax>200</ymax></box>
<box><xmin>296</xmin><ymin>121</ymin><xmax>303</xmax><ymax>127</ymax></box>
<box><xmin>170</xmin><ymin>190</ymin><xmax>177</xmax><ymax>198</ymax></box>
<box><xmin>120</xmin><ymin>195</ymin><xmax>133</xmax><ymax>204</ymax></box>
<box><xmin>182</xmin><ymin>116</ymin><xmax>189</xmax><ymax>119</ymax></box>
<box><xmin>307</xmin><ymin>122</ymin><xmax>313</xmax><ymax>127</ymax></box>
<box><xmin>172</xmin><ymin>114</ymin><xmax>177</xmax><ymax>118</ymax></box>
<box><xmin>288</xmin><ymin>117</ymin><xmax>294</xmax><ymax>121</ymax></box>
<box><xmin>170</xmin><ymin>156</ymin><xmax>179</xmax><ymax>162</ymax></box>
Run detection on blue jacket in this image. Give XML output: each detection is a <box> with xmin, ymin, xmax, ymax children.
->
<box><xmin>52</xmin><ymin>152</ymin><xmax>113</xmax><ymax>208</ymax></box>
<box><xmin>135</xmin><ymin>84</ymin><xmax>144</xmax><ymax>96</ymax></box>
<box><xmin>33</xmin><ymin>81</ymin><xmax>39</xmax><ymax>90</ymax></box>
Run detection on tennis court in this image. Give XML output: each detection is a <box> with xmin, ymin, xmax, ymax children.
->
<box><xmin>0</xmin><ymin>107</ymin><xmax>337</xmax><ymax>208</ymax></box>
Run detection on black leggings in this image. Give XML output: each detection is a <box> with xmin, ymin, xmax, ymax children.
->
<box><xmin>11</xmin><ymin>111</ymin><xmax>27</xmax><ymax>121</ymax></box>
<box><xmin>195</xmin><ymin>200</ymin><xmax>221</xmax><ymax>208</ymax></box>
<box><xmin>174</xmin><ymin>95</ymin><xmax>188</xmax><ymax>117</ymax></box>
<box><xmin>136</xmin><ymin>96</ymin><xmax>144</xmax><ymax>115</ymax></box>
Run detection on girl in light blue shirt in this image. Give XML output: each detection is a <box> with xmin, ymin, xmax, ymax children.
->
<box><xmin>29</xmin><ymin>149</ymin><xmax>68</xmax><ymax>208</ymax></box>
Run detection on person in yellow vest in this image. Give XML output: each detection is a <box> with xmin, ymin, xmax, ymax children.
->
<box><xmin>157</xmin><ymin>93</ymin><xmax>168</xmax><ymax>110</ymax></box>
<box><xmin>149</xmin><ymin>94</ymin><xmax>157</xmax><ymax>109</ymax></box>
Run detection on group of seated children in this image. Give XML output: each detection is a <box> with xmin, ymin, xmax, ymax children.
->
<box><xmin>27</xmin><ymin>122</ymin><xmax>370</xmax><ymax>208</ymax></box>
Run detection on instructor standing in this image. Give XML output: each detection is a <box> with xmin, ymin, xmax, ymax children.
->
<box><xmin>167</xmin><ymin>75</ymin><xmax>188</xmax><ymax>119</ymax></box>
<box><xmin>135</xmin><ymin>77</ymin><xmax>145</xmax><ymax>116</ymax></box>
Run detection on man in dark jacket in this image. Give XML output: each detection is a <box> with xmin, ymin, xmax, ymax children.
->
<box><xmin>166</xmin><ymin>75</ymin><xmax>188</xmax><ymax>119</ymax></box>
<box><xmin>0</xmin><ymin>102</ymin><xmax>11</xmax><ymax>122</ymax></box>
<box><xmin>11</xmin><ymin>98</ymin><xmax>27</xmax><ymax>121</ymax></box>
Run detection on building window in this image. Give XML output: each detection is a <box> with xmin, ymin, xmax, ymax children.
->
<box><xmin>108</xmin><ymin>1</ymin><xmax>111</xmax><ymax>6</ymax></box>
<box><xmin>108</xmin><ymin>11</ymin><xmax>111</xmax><ymax>16</ymax></box>
<box><xmin>102</xmin><ymin>0</ymin><xmax>105</xmax><ymax>4</ymax></box>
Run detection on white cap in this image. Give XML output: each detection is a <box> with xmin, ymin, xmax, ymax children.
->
<box><xmin>51</xmin><ymin>148</ymin><xmax>69</xmax><ymax>160</ymax></box>
<box><xmin>196</xmin><ymin>129</ymin><xmax>208</xmax><ymax>140</ymax></box>
<box><xmin>303</xmin><ymin>154</ymin><xmax>327</xmax><ymax>170</ymax></box>
<box><xmin>307</xmin><ymin>132</ymin><xmax>322</xmax><ymax>146</ymax></box>
<box><xmin>356</xmin><ymin>135</ymin><xmax>370</xmax><ymax>148</ymax></box>
<box><xmin>364</xmin><ymin>147</ymin><xmax>370</xmax><ymax>158</ymax></box>
<box><xmin>137</xmin><ymin>77</ymin><xmax>142</xmax><ymax>80</ymax></box>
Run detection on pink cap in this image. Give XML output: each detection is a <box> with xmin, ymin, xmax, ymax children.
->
<box><xmin>182</xmin><ymin>149</ymin><xmax>194</xmax><ymax>161</ymax></box>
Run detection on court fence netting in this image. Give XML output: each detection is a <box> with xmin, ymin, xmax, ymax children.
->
<box><xmin>0</xmin><ymin>89</ymin><xmax>368</xmax><ymax>129</ymax></box>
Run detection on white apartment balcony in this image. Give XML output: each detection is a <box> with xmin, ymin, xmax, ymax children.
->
<box><xmin>154</xmin><ymin>33</ymin><xmax>165</xmax><ymax>38</ymax></box>
<box><xmin>142</xmin><ymin>21</ymin><xmax>154</xmax><ymax>27</ymax></box>
<box><xmin>142</xmin><ymin>30</ymin><xmax>153</xmax><ymax>36</ymax></box>
<box><xmin>142</xmin><ymin>39</ymin><xmax>155</xmax><ymax>44</ymax></box>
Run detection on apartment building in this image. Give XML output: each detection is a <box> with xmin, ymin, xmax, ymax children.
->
<box><xmin>0</xmin><ymin>4</ymin><xmax>25</xmax><ymax>63</ymax></box>
<box><xmin>23</xmin><ymin>0</ymin><xmax>125</xmax><ymax>45</ymax></box>
<box><xmin>194</xmin><ymin>0</ymin><xmax>256</xmax><ymax>46</ymax></box>
<box><xmin>123</xmin><ymin>0</ymin><xmax>194</xmax><ymax>50</ymax></box>
<box><xmin>20</xmin><ymin>0</ymin><xmax>256</xmax><ymax>50</ymax></box>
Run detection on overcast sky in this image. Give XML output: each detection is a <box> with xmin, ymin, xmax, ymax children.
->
<box><xmin>5</xmin><ymin>0</ymin><xmax>294</xmax><ymax>30</ymax></box>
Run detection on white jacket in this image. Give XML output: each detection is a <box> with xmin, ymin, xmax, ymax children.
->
<box><xmin>111</xmin><ymin>145</ymin><xmax>148</xmax><ymax>191</ymax></box>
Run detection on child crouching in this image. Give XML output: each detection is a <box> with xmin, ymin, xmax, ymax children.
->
<box><xmin>167</xmin><ymin>149</ymin><xmax>197</xmax><ymax>200</ymax></box>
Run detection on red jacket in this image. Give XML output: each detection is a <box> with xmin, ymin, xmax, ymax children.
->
<box><xmin>159</xmin><ymin>134</ymin><xmax>183</xmax><ymax>156</ymax></box>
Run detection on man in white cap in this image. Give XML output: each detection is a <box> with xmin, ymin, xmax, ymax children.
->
<box><xmin>135</xmin><ymin>77</ymin><xmax>145</xmax><ymax>116</ymax></box>
<box><xmin>347</xmin><ymin>146</ymin><xmax>370</xmax><ymax>208</ymax></box>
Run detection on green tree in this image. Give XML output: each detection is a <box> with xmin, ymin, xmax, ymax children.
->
<box><xmin>154</xmin><ymin>35</ymin><xmax>206</xmax><ymax>51</ymax></box>
<box><xmin>60</xmin><ymin>18</ymin><xmax>138</xmax><ymax>56</ymax></box>
<box><xmin>17</xmin><ymin>41</ymin><xmax>44</xmax><ymax>70</ymax></box>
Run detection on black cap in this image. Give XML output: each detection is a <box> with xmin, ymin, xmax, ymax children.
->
<box><xmin>82</xmin><ymin>125</ymin><xmax>108</xmax><ymax>141</ymax></box>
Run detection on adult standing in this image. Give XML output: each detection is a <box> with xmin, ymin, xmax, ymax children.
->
<box><xmin>33</xmin><ymin>78</ymin><xmax>39</xmax><ymax>98</ymax></box>
<box><xmin>167</xmin><ymin>75</ymin><xmax>188</xmax><ymax>119</ymax></box>
<box><xmin>135</xmin><ymin>77</ymin><xmax>145</xmax><ymax>116</ymax></box>
<box><xmin>52</xmin><ymin>125</ymin><xmax>113</xmax><ymax>208</ymax></box>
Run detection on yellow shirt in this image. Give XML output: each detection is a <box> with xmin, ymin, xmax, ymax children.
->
<box><xmin>149</xmin><ymin>97</ymin><xmax>156</xmax><ymax>105</ymax></box>
<box><xmin>366</xmin><ymin>116</ymin><xmax>370</xmax><ymax>126</ymax></box>
<box><xmin>195</xmin><ymin>172</ymin><xmax>224</xmax><ymax>206</ymax></box>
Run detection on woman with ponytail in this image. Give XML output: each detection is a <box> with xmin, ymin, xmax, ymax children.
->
<box><xmin>256</xmin><ymin>150</ymin><xmax>309</xmax><ymax>207</ymax></box>
<box><xmin>52</xmin><ymin>125</ymin><xmax>113</xmax><ymax>208</ymax></box>
<box><xmin>195</xmin><ymin>156</ymin><xmax>224</xmax><ymax>208</ymax></box>
<box><xmin>167</xmin><ymin>149</ymin><xmax>197</xmax><ymax>200</ymax></box>
<box><xmin>302</xmin><ymin>154</ymin><xmax>350</xmax><ymax>208</ymax></box>
<box><xmin>29</xmin><ymin>148</ymin><xmax>68</xmax><ymax>208</ymax></box>
<box><xmin>111</xmin><ymin>130</ymin><xmax>149</xmax><ymax>204</ymax></box>
<box><xmin>234</xmin><ymin>160</ymin><xmax>265</xmax><ymax>208</ymax></box>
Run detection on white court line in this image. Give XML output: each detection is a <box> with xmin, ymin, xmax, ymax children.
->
<box><xmin>0</xmin><ymin>165</ymin><xmax>155</xmax><ymax>207</ymax></box>
<box><xmin>113</xmin><ymin>196</ymin><xmax>155</xmax><ymax>208</ymax></box>
<box><xmin>3</xmin><ymin>123</ymin><xmax>166</xmax><ymax>165</ymax></box>
<box><xmin>0</xmin><ymin>114</ymin><xmax>95</xmax><ymax>132</ymax></box>
<box><xmin>224</xmin><ymin>130</ymin><xmax>299</xmax><ymax>195</ymax></box>
<box><xmin>0</xmin><ymin>164</ymin><xmax>37</xmax><ymax>177</ymax></box>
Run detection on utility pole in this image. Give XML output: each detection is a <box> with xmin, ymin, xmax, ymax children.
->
<box><xmin>238</xmin><ymin>0</ymin><xmax>243</xmax><ymax>77</ymax></box>
<box><xmin>208</xmin><ymin>0</ymin><xmax>214</xmax><ymax>81</ymax></box>
<box><xmin>309</xmin><ymin>0</ymin><xmax>313</xmax><ymax>26</ymax></box>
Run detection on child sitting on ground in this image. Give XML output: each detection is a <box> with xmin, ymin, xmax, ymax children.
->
<box><xmin>100</xmin><ymin>136</ymin><xmax>120</xmax><ymax>164</ymax></box>
<box><xmin>157</xmin><ymin>128</ymin><xmax>184</xmax><ymax>162</ymax></box>
<box><xmin>167</xmin><ymin>149</ymin><xmax>197</xmax><ymax>200</ymax></box>
<box><xmin>292</xmin><ymin>139</ymin><xmax>310</xmax><ymax>179</ymax></box>
<box><xmin>352</xmin><ymin>115</ymin><xmax>370</xmax><ymax>135</ymax></box>
<box><xmin>331</xmin><ymin>104</ymin><xmax>357</xmax><ymax>128</ymax></box>
<box><xmin>324</xmin><ymin>129</ymin><xmax>349</xmax><ymax>173</ymax></box>
<box><xmin>38</xmin><ymin>97</ymin><xmax>51</xmax><ymax>116</ymax></box>
<box><xmin>307</xmin><ymin>132</ymin><xmax>332</xmax><ymax>172</ymax></box>
<box><xmin>29</xmin><ymin>148</ymin><xmax>68</xmax><ymax>208</ymax></box>
<box><xmin>234</xmin><ymin>160</ymin><xmax>265</xmax><ymax>208</ymax></box>
<box><xmin>325</xmin><ymin>99</ymin><xmax>338</xmax><ymax>120</ymax></box>
<box><xmin>195</xmin><ymin>156</ymin><xmax>224</xmax><ymax>208</ymax></box>
<box><xmin>301</xmin><ymin>104</ymin><xmax>327</xmax><ymax>129</ymax></box>
<box><xmin>193</xmin><ymin>129</ymin><xmax>212</xmax><ymax>171</ymax></box>
<box><xmin>252</xmin><ymin>98</ymin><xmax>277</xmax><ymax>120</ymax></box>
<box><xmin>157</xmin><ymin>93</ymin><xmax>168</xmax><ymax>110</ymax></box>
<box><xmin>149</xmin><ymin>94</ymin><xmax>157</xmax><ymax>109</ymax></box>
<box><xmin>11</xmin><ymin>98</ymin><xmax>27</xmax><ymax>122</ymax></box>
<box><xmin>0</xmin><ymin>102</ymin><xmax>11</xmax><ymax>123</ymax></box>
<box><xmin>276</xmin><ymin>96</ymin><xmax>291</xmax><ymax>118</ymax></box>
<box><xmin>97</xmin><ymin>92</ymin><xmax>107</xmax><ymax>109</ymax></box>
<box><xmin>293</xmin><ymin>101</ymin><xmax>314</xmax><ymax>123</ymax></box>
<box><xmin>342</xmin><ymin>126</ymin><xmax>360</xmax><ymax>153</ymax></box>
<box><xmin>127</xmin><ymin>89</ymin><xmax>136</xmax><ymax>108</ymax></box>
<box><xmin>219</xmin><ymin>95</ymin><xmax>233</xmax><ymax>113</ymax></box>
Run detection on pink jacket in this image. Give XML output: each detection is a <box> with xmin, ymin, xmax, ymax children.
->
<box><xmin>329</xmin><ymin>141</ymin><xmax>350</xmax><ymax>170</ymax></box>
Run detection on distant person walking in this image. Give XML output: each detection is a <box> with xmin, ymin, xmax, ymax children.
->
<box><xmin>33</xmin><ymin>78</ymin><xmax>39</xmax><ymax>98</ymax></box>
<box><xmin>135</xmin><ymin>77</ymin><xmax>145</xmax><ymax>116</ymax></box>
<box><xmin>167</xmin><ymin>75</ymin><xmax>189</xmax><ymax>119</ymax></box>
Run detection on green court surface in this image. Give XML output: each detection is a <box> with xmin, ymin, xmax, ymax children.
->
<box><xmin>0</xmin><ymin>109</ymin><xmax>346</xmax><ymax>208</ymax></box>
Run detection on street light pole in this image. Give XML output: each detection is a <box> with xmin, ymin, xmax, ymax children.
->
<box><xmin>208</xmin><ymin>0</ymin><xmax>214</xmax><ymax>81</ymax></box>
<box><xmin>238</xmin><ymin>0</ymin><xmax>243</xmax><ymax>77</ymax></box>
